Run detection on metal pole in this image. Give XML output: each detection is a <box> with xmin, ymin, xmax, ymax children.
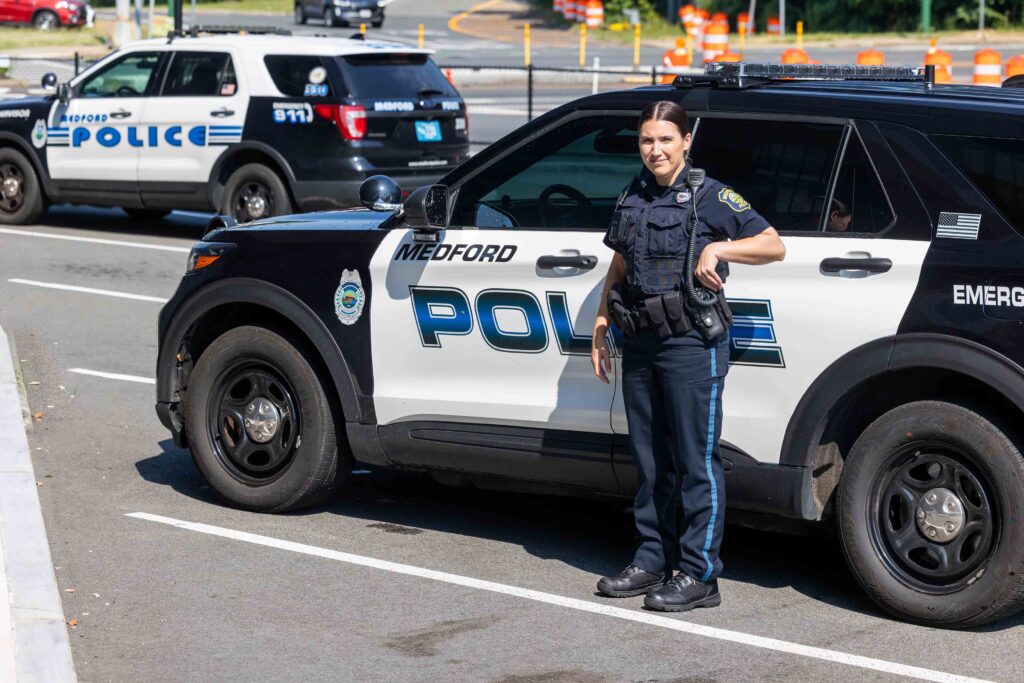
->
<box><xmin>74</xmin><ymin>51</ymin><xmax>80</xmax><ymax>76</ymax></box>
<box><xmin>748</xmin><ymin>0</ymin><xmax>757</xmax><ymax>33</ymax></box>
<box><xmin>527</xmin><ymin>63</ymin><xmax>533</xmax><ymax>122</ymax></box>
<box><xmin>780</xmin><ymin>0</ymin><xmax>786</xmax><ymax>39</ymax></box>
<box><xmin>173</xmin><ymin>0</ymin><xmax>182</xmax><ymax>35</ymax></box>
<box><xmin>651</xmin><ymin>64</ymin><xmax>656</xmax><ymax>85</ymax></box>
<box><xmin>920</xmin><ymin>0</ymin><xmax>931</xmax><ymax>33</ymax></box>
<box><xmin>147</xmin><ymin>0</ymin><xmax>154</xmax><ymax>38</ymax></box>
<box><xmin>190</xmin><ymin>0</ymin><xmax>196</xmax><ymax>28</ymax></box>
<box><xmin>114</xmin><ymin>0</ymin><xmax>134</xmax><ymax>46</ymax></box>
<box><xmin>979</xmin><ymin>0</ymin><xmax>985</xmax><ymax>33</ymax></box>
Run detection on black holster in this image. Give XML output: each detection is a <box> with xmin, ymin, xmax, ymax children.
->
<box><xmin>607</xmin><ymin>283</ymin><xmax>637</xmax><ymax>338</ymax></box>
<box><xmin>687</xmin><ymin>288</ymin><xmax>733</xmax><ymax>343</ymax></box>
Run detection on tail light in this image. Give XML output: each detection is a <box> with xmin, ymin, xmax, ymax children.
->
<box><xmin>314</xmin><ymin>104</ymin><xmax>366</xmax><ymax>140</ymax></box>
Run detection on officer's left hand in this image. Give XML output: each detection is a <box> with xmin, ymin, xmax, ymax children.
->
<box><xmin>696</xmin><ymin>243</ymin><xmax>724</xmax><ymax>291</ymax></box>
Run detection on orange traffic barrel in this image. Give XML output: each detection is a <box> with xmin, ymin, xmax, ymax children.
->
<box><xmin>576</xmin><ymin>0</ymin><xmax>586</xmax><ymax>22</ymax></box>
<box><xmin>711</xmin><ymin>11</ymin><xmax>728</xmax><ymax>26</ymax></box>
<box><xmin>584</xmin><ymin>0</ymin><xmax>603</xmax><ymax>27</ymax></box>
<box><xmin>781</xmin><ymin>48</ymin><xmax>809</xmax><ymax>64</ymax></box>
<box><xmin>703</xmin><ymin>21</ymin><xmax>729</xmax><ymax>63</ymax></box>
<box><xmin>688</xmin><ymin>8</ymin><xmax>708</xmax><ymax>51</ymax></box>
<box><xmin>737</xmin><ymin>11</ymin><xmax>753</xmax><ymax>32</ymax></box>
<box><xmin>856</xmin><ymin>49</ymin><xmax>885</xmax><ymax>65</ymax></box>
<box><xmin>925</xmin><ymin>50</ymin><xmax>952</xmax><ymax>83</ymax></box>
<box><xmin>974</xmin><ymin>49</ymin><xmax>1002</xmax><ymax>86</ymax></box>
<box><xmin>444</xmin><ymin>68</ymin><xmax>454</xmax><ymax>85</ymax></box>
<box><xmin>715</xmin><ymin>51</ymin><xmax>742</xmax><ymax>63</ymax></box>
<box><xmin>661</xmin><ymin>38</ymin><xmax>692</xmax><ymax>84</ymax></box>
<box><xmin>767</xmin><ymin>15</ymin><xmax>780</xmax><ymax>35</ymax></box>
<box><xmin>553</xmin><ymin>0</ymin><xmax>562</xmax><ymax>13</ymax></box>
<box><xmin>562</xmin><ymin>0</ymin><xmax>574</xmax><ymax>20</ymax></box>
<box><xmin>1005</xmin><ymin>54</ymin><xmax>1024</xmax><ymax>79</ymax></box>
<box><xmin>678</xmin><ymin>3</ymin><xmax>695</xmax><ymax>25</ymax></box>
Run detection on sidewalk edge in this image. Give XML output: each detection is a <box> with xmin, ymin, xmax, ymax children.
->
<box><xmin>0</xmin><ymin>325</ymin><xmax>76</xmax><ymax>683</ymax></box>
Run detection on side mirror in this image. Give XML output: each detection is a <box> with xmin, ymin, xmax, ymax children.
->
<box><xmin>57</xmin><ymin>83</ymin><xmax>70</xmax><ymax>104</ymax></box>
<box><xmin>359</xmin><ymin>175</ymin><xmax>403</xmax><ymax>213</ymax></box>
<box><xmin>404</xmin><ymin>184</ymin><xmax>449</xmax><ymax>231</ymax></box>
<box><xmin>40</xmin><ymin>72</ymin><xmax>58</xmax><ymax>89</ymax></box>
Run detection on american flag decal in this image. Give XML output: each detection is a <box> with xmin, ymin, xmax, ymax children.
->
<box><xmin>937</xmin><ymin>212</ymin><xmax>981</xmax><ymax>240</ymax></box>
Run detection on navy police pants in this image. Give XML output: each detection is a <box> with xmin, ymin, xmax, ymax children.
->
<box><xmin>622</xmin><ymin>329</ymin><xmax>729</xmax><ymax>581</ymax></box>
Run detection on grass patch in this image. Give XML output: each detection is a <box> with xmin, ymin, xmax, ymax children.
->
<box><xmin>144</xmin><ymin>0</ymin><xmax>290</xmax><ymax>15</ymax></box>
<box><xmin>0</xmin><ymin>24</ymin><xmax>108</xmax><ymax>50</ymax></box>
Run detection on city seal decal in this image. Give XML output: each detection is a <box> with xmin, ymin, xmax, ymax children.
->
<box><xmin>334</xmin><ymin>269</ymin><xmax>365</xmax><ymax>325</ymax></box>
<box><xmin>31</xmin><ymin>119</ymin><xmax>47</xmax><ymax>148</ymax></box>
<box><xmin>718</xmin><ymin>187</ymin><xmax>750</xmax><ymax>212</ymax></box>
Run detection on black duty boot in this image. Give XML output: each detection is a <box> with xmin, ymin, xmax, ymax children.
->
<box><xmin>597</xmin><ymin>565</ymin><xmax>665</xmax><ymax>598</ymax></box>
<box><xmin>644</xmin><ymin>574</ymin><xmax>721</xmax><ymax>612</ymax></box>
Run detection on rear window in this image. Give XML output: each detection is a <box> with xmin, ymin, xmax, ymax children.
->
<box><xmin>932</xmin><ymin>135</ymin><xmax>1024</xmax><ymax>231</ymax></box>
<box><xmin>339</xmin><ymin>53</ymin><xmax>456</xmax><ymax>99</ymax></box>
<box><xmin>263</xmin><ymin>55</ymin><xmax>333</xmax><ymax>97</ymax></box>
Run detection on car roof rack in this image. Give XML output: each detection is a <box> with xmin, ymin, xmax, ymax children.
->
<box><xmin>674</xmin><ymin>62</ymin><xmax>929</xmax><ymax>90</ymax></box>
<box><xmin>167</xmin><ymin>24</ymin><xmax>292</xmax><ymax>41</ymax></box>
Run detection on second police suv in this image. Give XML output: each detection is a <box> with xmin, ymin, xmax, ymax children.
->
<box><xmin>157</xmin><ymin>63</ymin><xmax>1024</xmax><ymax>629</ymax></box>
<box><xmin>0</xmin><ymin>29</ymin><xmax>468</xmax><ymax>224</ymax></box>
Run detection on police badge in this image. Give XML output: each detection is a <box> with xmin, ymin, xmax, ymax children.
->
<box><xmin>31</xmin><ymin>119</ymin><xmax>46</xmax><ymax>149</ymax></box>
<box><xmin>334</xmin><ymin>269</ymin><xmax>365</xmax><ymax>325</ymax></box>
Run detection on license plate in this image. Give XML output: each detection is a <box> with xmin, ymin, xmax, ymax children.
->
<box><xmin>359</xmin><ymin>9</ymin><xmax>371</xmax><ymax>17</ymax></box>
<box><xmin>415</xmin><ymin>120</ymin><xmax>442</xmax><ymax>142</ymax></box>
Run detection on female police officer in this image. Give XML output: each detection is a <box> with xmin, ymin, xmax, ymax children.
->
<box><xmin>592</xmin><ymin>101</ymin><xmax>785</xmax><ymax>612</ymax></box>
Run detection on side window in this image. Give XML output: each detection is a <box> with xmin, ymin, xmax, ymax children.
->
<box><xmin>828</xmin><ymin>134</ymin><xmax>894</xmax><ymax>233</ymax></box>
<box><xmin>690</xmin><ymin>118</ymin><xmax>844</xmax><ymax>232</ymax></box>
<box><xmin>79</xmin><ymin>52</ymin><xmax>161</xmax><ymax>98</ymax></box>
<box><xmin>263</xmin><ymin>55</ymin><xmax>332</xmax><ymax>97</ymax></box>
<box><xmin>161</xmin><ymin>52</ymin><xmax>237</xmax><ymax>97</ymax></box>
<box><xmin>932</xmin><ymin>135</ymin><xmax>1024</xmax><ymax>232</ymax></box>
<box><xmin>452</xmin><ymin>116</ymin><xmax>640</xmax><ymax>230</ymax></box>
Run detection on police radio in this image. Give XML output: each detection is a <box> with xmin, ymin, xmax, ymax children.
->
<box><xmin>684</xmin><ymin>168</ymin><xmax>731</xmax><ymax>343</ymax></box>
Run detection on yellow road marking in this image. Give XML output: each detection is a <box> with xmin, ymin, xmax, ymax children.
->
<box><xmin>448</xmin><ymin>0</ymin><xmax>508</xmax><ymax>42</ymax></box>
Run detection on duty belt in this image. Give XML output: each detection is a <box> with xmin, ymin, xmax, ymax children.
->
<box><xmin>607</xmin><ymin>284</ymin><xmax>692</xmax><ymax>339</ymax></box>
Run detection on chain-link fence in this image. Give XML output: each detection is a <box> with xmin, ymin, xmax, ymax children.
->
<box><xmin>0</xmin><ymin>55</ymin><xmax>91</xmax><ymax>99</ymax></box>
<box><xmin>440</xmin><ymin>64</ymin><xmax>666</xmax><ymax>147</ymax></box>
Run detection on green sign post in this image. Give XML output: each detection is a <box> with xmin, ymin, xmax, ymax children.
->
<box><xmin>920</xmin><ymin>0</ymin><xmax>932</xmax><ymax>32</ymax></box>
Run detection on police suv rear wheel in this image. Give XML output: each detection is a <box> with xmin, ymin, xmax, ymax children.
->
<box><xmin>294</xmin><ymin>2</ymin><xmax>306</xmax><ymax>23</ymax></box>
<box><xmin>838</xmin><ymin>401</ymin><xmax>1024</xmax><ymax>627</ymax></box>
<box><xmin>0</xmin><ymin>148</ymin><xmax>44</xmax><ymax>225</ymax></box>
<box><xmin>222</xmin><ymin>163</ymin><xmax>291</xmax><ymax>224</ymax></box>
<box><xmin>184</xmin><ymin>325</ymin><xmax>348</xmax><ymax>512</ymax></box>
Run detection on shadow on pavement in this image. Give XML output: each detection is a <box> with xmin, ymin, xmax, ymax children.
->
<box><xmin>131</xmin><ymin>438</ymin><xmax>948</xmax><ymax>626</ymax></box>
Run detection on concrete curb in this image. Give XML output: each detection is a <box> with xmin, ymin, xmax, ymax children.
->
<box><xmin>0</xmin><ymin>325</ymin><xmax>76</xmax><ymax>683</ymax></box>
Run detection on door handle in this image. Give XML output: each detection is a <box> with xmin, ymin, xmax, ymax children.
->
<box><xmin>211</xmin><ymin>108</ymin><xmax>235</xmax><ymax>117</ymax></box>
<box><xmin>537</xmin><ymin>255</ymin><xmax>597</xmax><ymax>270</ymax></box>
<box><xmin>108</xmin><ymin>109</ymin><xmax>131</xmax><ymax>119</ymax></box>
<box><xmin>820</xmin><ymin>257</ymin><xmax>892</xmax><ymax>274</ymax></box>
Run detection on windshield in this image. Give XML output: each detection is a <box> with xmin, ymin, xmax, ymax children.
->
<box><xmin>338</xmin><ymin>54</ymin><xmax>457</xmax><ymax>99</ymax></box>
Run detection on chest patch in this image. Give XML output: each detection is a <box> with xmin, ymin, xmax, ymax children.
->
<box><xmin>718</xmin><ymin>188</ymin><xmax>750</xmax><ymax>213</ymax></box>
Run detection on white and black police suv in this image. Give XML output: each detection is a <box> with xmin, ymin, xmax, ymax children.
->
<box><xmin>0</xmin><ymin>29</ymin><xmax>468</xmax><ymax>224</ymax></box>
<box><xmin>157</xmin><ymin>63</ymin><xmax>1024</xmax><ymax>628</ymax></box>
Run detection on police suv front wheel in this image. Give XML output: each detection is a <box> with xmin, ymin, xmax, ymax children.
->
<box><xmin>0</xmin><ymin>148</ymin><xmax>45</xmax><ymax>225</ymax></box>
<box><xmin>221</xmin><ymin>163</ymin><xmax>291</xmax><ymax>224</ymax></box>
<box><xmin>838</xmin><ymin>401</ymin><xmax>1024</xmax><ymax>627</ymax></box>
<box><xmin>184</xmin><ymin>325</ymin><xmax>349</xmax><ymax>512</ymax></box>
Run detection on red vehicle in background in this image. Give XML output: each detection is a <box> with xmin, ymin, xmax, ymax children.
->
<box><xmin>0</xmin><ymin>0</ymin><xmax>93</xmax><ymax>29</ymax></box>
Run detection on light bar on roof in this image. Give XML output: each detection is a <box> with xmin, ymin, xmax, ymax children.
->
<box><xmin>705</xmin><ymin>62</ymin><xmax>924</xmax><ymax>81</ymax></box>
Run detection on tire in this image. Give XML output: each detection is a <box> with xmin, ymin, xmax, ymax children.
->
<box><xmin>122</xmin><ymin>207</ymin><xmax>170</xmax><ymax>221</ymax></box>
<box><xmin>183</xmin><ymin>325</ymin><xmax>349</xmax><ymax>512</ymax></box>
<box><xmin>323</xmin><ymin>5</ymin><xmax>337</xmax><ymax>27</ymax></box>
<box><xmin>220</xmin><ymin>163</ymin><xmax>291</xmax><ymax>224</ymax></box>
<box><xmin>0</xmin><ymin>147</ymin><xmax>45</xmax><ymax>225</ymax></box>
<box><xmin>838</xmin><ymin>400</ymin><xmax>1024</xmax><ymax>627</ymax></box>
<box><xmin>372</xmin><ymin>19</ymin><xmax>383</xmax><ymax>28</ymax></box>
<box><xmin>294</xmin><ymin>2</ymin><xmax>306</xmax><ymax>23</ymax></box>
<box><xmin>33</xmin><ymin>10</ymin><xmax>59</xmax><ymax>29</ymax></box>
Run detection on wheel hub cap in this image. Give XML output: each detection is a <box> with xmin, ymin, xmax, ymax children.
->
<box><xmin>245</xmin><ymin>195</ymin><xmax>267</xmax><ymax>219</ymax></box>
<box><xmin>243</xmin><ymin>397</ymin><xmax>280</xmax><ymax>443</ymax></box>
<box><xmin>915</xmin><ymin>487</ymin><xmax>965</xmax><ymax>543</ymax></box>
<box><xmin>2</xmin><ymin>177</ymin><xmax>20</xmax><ymax>198</ymax></box>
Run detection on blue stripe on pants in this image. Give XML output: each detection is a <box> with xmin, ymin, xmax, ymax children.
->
<box><xmin>701</xmin><ymin>347</ymin><xmax>720</xmax><ymax>581</ymax></box>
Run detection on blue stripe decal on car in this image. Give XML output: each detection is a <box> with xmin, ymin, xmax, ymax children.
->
<box><xmin>700</xmin><ymin>347</ymin><xmax>720</xmax><ymax>582</ymax></box>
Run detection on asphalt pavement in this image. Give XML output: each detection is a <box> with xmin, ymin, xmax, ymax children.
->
<box><xmin>1</xmin><ymin>206</ymin><xmax>1024</xmax><ymax>682</ymax></box>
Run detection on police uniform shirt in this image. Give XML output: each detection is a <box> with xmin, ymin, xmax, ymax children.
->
<box><xmin>603</xmin><ymin>166</ymin><xmax>771</xmax><ymax>296</ymax></box>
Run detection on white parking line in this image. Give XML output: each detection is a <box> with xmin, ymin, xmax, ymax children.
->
<box><xmin>126</xmin><ymin>511</ymin><xmax>991</xmax><ymax>683</ymax></box>
<box><xmin>0</xmin><ymin>227</ymin><xmax>190</xmax><ymax>253</ymax></box>
<box><xmin>68</xmin><ymin>369</ymin><xmax>155</xmax><ymax>385</ymax></box>
<box><xmin>9</xmin><ymin>279</ymin><xmax>169</xmax><ymax>303</ymax></box>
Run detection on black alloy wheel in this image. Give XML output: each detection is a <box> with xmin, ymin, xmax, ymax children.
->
<box><xmin>0</xmin><ymin>148</ymin><xmax>45</xmax><ymax>225</ymax></box>
<box><xmin>221</xmin><ymin>163</ymin><xmax>291</xmax><ymax>224</ymax></box>
<box><xmin>838</xmin><ymin>400</ymin><xmax>1024</xmax><ymax>627</ymax></box>
<box><xmin>207</xmin><ymin>363</ymin><xmax>300</xmax><ymax>484</ymax></box>
<box><xmin>868</xmin><ymin>443</ymin><xmax>996</xmax><ymax>594</ymax></box>
<box><xmin>184</xmin><ymin>325</ymin><xmax>348</xmax><ymax>512</ymax></box>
